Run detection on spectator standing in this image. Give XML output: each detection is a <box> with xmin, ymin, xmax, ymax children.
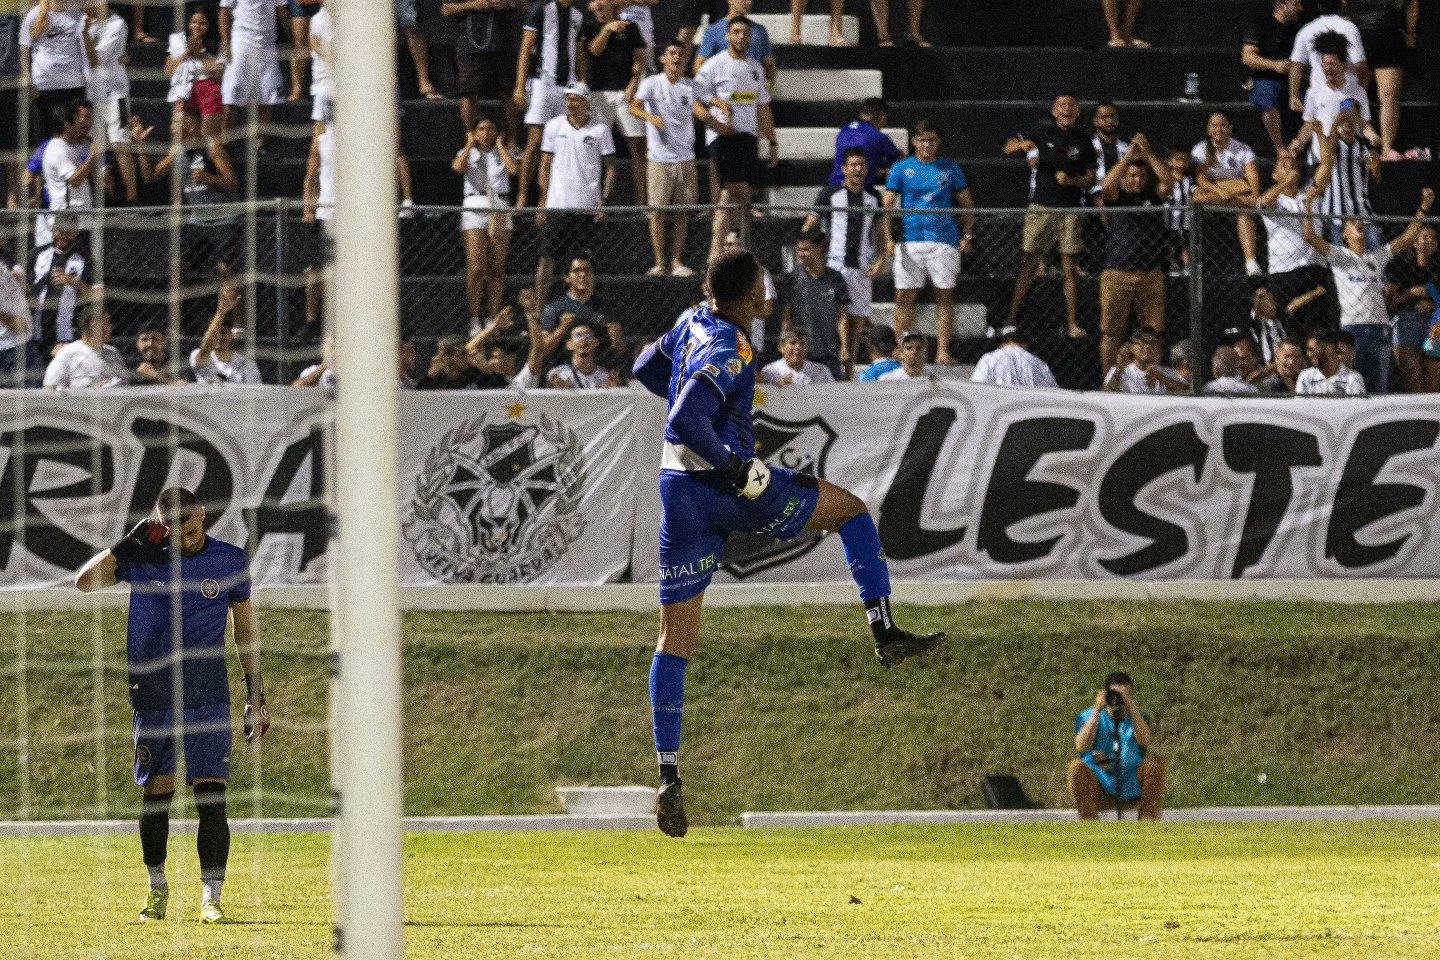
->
<box><xmin>971</xmin><ymin>326</ymin><xmax>1058</xmax><ymax>388</ymax></box>
<box><xmin>1163</xmin><ymin>146</ymin><xmax>1193</xmax><ymax>273</ymax></box>
<box><xmin>0</xmin><ymin>2</ymin><xmax>21</xmax><ymax>208</ymax></box>
<box><xmin>630</xmin><ymin>40</ymin><xmax>703</xmax><ymax>278</ymax></box>
<box><xmin>1088</xmin><ymin>101</ymin><xmax>1129</xmax><ymax>204</ymax></box>
<box><xmin>453</xmin><ymin>115</ymin><xmax>518</xmax><ymax>329</ymax></box>
<box><xmin>20</xmin><ymin>0</ymin><xmax>91</xmax><ymax>141</ymax></box>
<box><xmin>0</xmin><ymin>253</ymin><xmax>42</xmax><ymax>387</ymax></box>
<box><xmin>1386</xmin><ymin>225</ymin><xmax>1436</xmax><ymax>392</ymax></box>
<box><xmin>219</xmin><ymin>0</ymin><xmax>289</xmax><ymax>153</ymax></box>
<box><xmin>1242</xmin><ymin>0</ymin><xmax>1302</xmax><ymax>156</ymax></box>
<box><xmin>1068</xmin><ymin>672</ymin><xmax>1164</xmax><ymax>821</ymax></box>
<box><xmin>1305</xmin><ymin>110</ymin><xmax>1379</xmax><ymax>250</ymax></box>
<box><xmin>299</xmin><ymin>111</ymin><xmax>334</xmax><ymax>330</ymax></box>
<box><xmin>128</xmin><ymin>323</ymin><xmax>174</xmax><ymax>385</ymax></box>
<box><xmin>1102</xmin><ymin>328</ymin><xmax>1187</xmax><ymax>393</ymax></box>
<box><xmin>547</xmin><ymin>321</ymin><xmax>617</xmax><ymax>386</ymax></box>
<box><xmin>1257</xmin><ymin>153</ymin><xmax>1327</xmax><ymax>330</ymax></box>
<box><xmin>781</xmin><ymin>228</ymin><xmax>850</xmax><ymax>379</ymax></box>
<box><xmin>856</xmin><ymin>324</ymin><xmax>898</xmax><ymax>381</ymax></box>
<box><xmin>442</xmin><ymin>0</ymin><xmax>520</xmax><ymax>137</ymax></box>
<box><xmin>29</xmin><ymin>214</ymin><xmax>91</xmax><ymax>352</ymax></box>
<box><xmin>191</xmin><ymin>284</ymin><xmax>262</xmax><ymax>384</ymax></box>
<box><xmin>1303</xmin><ymin>186</ymin><xmax>1433</xmax><ymax>393</ymax></box>
<box><xmin>691</xmin><ymin>0</ymin><xmax>776</xmax><ymax>90</ymax></box>
<box><xmin>1101</xmin><ymin>0</ymin><xmax>1147</xmax><ymax>48</ymax></box>
<box><xmin>535</xmin><ymin>83</ymin><xmax>614</xmax><ymax>305</ymax></box>
<box><xmin>513</xmin><ymin>0</ymin><xmax>586</xmax><ymax>208</ymax></box>
<box><xmin>788</xmin><ymin>0</ymin><xmax>849</xmax><ymax>47</ymax></box>
<box><xmin>133</xmin><ymin>110</ymin><xmax>242</xmax><ymax>277</ymax></box>
<box><xmin>43</xmin><ymin>304</ymin><xmax>127</xmax><ymax>388</ymax></box>
<box><xmin>1096</xmin><ymin>132</ymin><xmax>1171</xmax><ymax>374</ymax></box>
<box><xmin>1288</xmin><ymin>0</ymin><xmax>1366</xmax><ymax>112</ymax></box>
<box><xmin>618</xmin><ymin>0</ymin><xmax>656</xmax><ymax>69</ymax></box>
<box><xmin>877</xmin><ymin>330</ymin><xmax>929</xmax><ymax>380</ymax></box>
<box><xmin>867</xmin><ymin>0</ymin><xmax>927</xmax><ymax>47</ymax></box>
<box><xmin>1350</xmin><ymin>0</ymin><xmax>1414</xmax><ymax>160</ymax></box>
<box><xmin>1253</xmin><ymin>335</ymin><xmax>1305</xmax><ymax>392</ymax></box>
<box><xmin>85</xmin><ymin>0</ymin><xmax>138</xmax><ymax>203</ymax></box>
<box><xmin>1007</xmin><ymin>94</ymin><xmax>1095</xmax><ymax>340</ymax></box>
<box><xmin>166</xmin><ymin>9</ymin><xmax>225</xmax><ymax>139</ymax></box>
<box><xmin>396</xmin><ymin>0</ymin><xmax>442</xmax><ymax>101</ymax></box>
<box><xmin>285</xmin><ymin>0</ymin><xmax>319</xmax><ymax>103</ymax></box>
<box><xmin>694</xmin><ymin>17</ymin><xmax>776</xmax><ymax>262</ymax></box>
<box><xmin>1290</xmin><ymin>31</ymin><xmax>1377</xmax><ymax>162</ymax></box>
<box><xmin>581</xmin><ymin>0</ymin><xmax>647</xmax><ymax>203</ymax></box>
<box><xmin>759</xmin><ymin>330</ymin><xmax>834</xmax><ymax>386</ymax></box>
<box><xmin>1297</xmin><ymin>326</ymin><xmax>1366</xmax><ymax>393</ymax></box>
<box><xmin>804</xmin><ymin>147</ymin><xmax>884</xmax><ymax>344</ymax></box>
<box><xmin>1191</xmin><ymin>112</ymin><xmax>1262</xmax><ymax>276</ymax></box>
<box><xmin>1203</xmin><ymin>345</ymin><xmax>1259</xmax><ymax>393</ymax></box>
<box><xmin>882</xmin><ymin>120</ymin><xmax>973</xmax><ymax>365</ymax></box>
<box><xmin>38</xmin><ymin>98</ymin><xmax>98</xmax><ymax>248</ymax></box>
<box><xmin>828</xmin><ymin>97</ymin><xmax>901</xmax><ymax>189</ymax></box>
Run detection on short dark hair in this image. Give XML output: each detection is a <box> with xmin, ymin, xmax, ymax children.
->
<box><xmin>868</xmin><ymin>325</ymin><xmax>897</xmax><ymax>355</ymax></box>
<box><xmin>1277</xmin><ymin>335</ymin><xmax>1305</xmax><ymax>353</ymax></box>
<box><xmin>912</xmin><ymin>119</ymin><xmax>938</xmax><ymax>137</ymax></box>
<box><xmin>155</xmin><ymin>487</ymin><xmax>201</xmax><ymax>527</ymax></box>
<box><xmin>568</xmin><ymin>251</ymin><xmax>594</xmax><ymax>270</ymax></box>
<box><xmin>706</xmin><ymin>249</ymin><xmax>762</xmax><ymax>304</ymax></box>
<box><xmin>1307</xmin><ymin>326</ymin><xmax>1339</xmax><ymax>346</ymax></box>
<box><xmin>1313</xmin><ymin>30</ymin><xmax>1349</xmax><ymax>61</ymax></box>
<box><xmin>1335</xmin><ymin>329</ymin><xmax>1356</xmax><ymax>348</ymax></box>
<box><xmin>662</xmin><ymin>39</ymin><xmax>686</xmax><ymax>56</ymax></box>
<box><xmin>860</xmin><ymin>97</ymin><xmax>889</xmax><ymax>119</ymax></box>
<box><xmin>726</xmin><ymin>14</ymin><xmax>753</xmax><ymax>30</ymax></box>
<box><xmin>900</xmin><ymin>331</ymin><xmax>927</xmax><ymax>345</ymax></box>
<box><xmin>1095</xmin><ymin>100</ymin><xmax>1118</xmax><ymax>113</ymax></box>
<box><xmin>138</xmin><ymin>323</ymin><xmax>167</xmax><ymax>338</ymax></box>
<box><xmin>796</xmin><ymin>226</ymin><xmax>825</xmax><ymax>248</ymax></box>
<box><xmin>1104</xmin><ymin>671</ymin><xmax>1133</xmax><ymax>689</ymax></box>
<box><xmin>60</xmin><ymin>98</ymin><xmax>93</xmax><ymax>128</ymax></box>
<box><xmin>841</xmin><ymin>146</ymin><xmax>867</xmax><ymax>164</ymax></box>
<box><xmin>778</xmin><ymin>329</ymin><xmax>808</xmax><ymax>345</ymax></box>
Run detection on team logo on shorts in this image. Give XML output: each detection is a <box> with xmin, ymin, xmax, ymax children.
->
<box><xmin>720</xmin><ymin>412</ymin><xmax>837</xmax><ymax>579</ymax></box>
<box><xmin>200</xmin><ymin>578</ymin><xmax>220</xmax><ymax>599</ymax></box>
<box><xmin>403</xmin><ymin>415</ymin><xmax>587</xmax><ymax>583</ymax></box>
<box><xmin>135</xmin><ymin>744</ymin><xmax>152</xmax><ymax>768</ymax></box>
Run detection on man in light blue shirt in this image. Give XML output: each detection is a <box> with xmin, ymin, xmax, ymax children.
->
<box><xmin>1068</xmin><ymin>671</ymin><xmax>1165</xmax><ymax>819</ymax></box>
<box><xmin>882</xmin><ymin>120</ymin><xmax>974</xmax><ymax>365</ymax></box>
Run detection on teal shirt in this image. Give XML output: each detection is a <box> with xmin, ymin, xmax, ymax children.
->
<box><xmin>1075</xmin><ymin>707</ymin><xmax>1151</xmax><ymax>800</ymax></box>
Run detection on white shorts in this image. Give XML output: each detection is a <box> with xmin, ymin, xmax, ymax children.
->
<box><xmin>221</xmin><ymin>45</ymin><xmax>284</xmax><ymax>107</ymax></box>
<box><xmin>893</xmin><ymin>241</ymin><xmax>959</xmax><ymax>291</ymax></box>
<box><xmin>523</xmin><ymin>76</ymin><xmax>566</xmax><ymax>128</ymax></box>
<box><xmin>461</xmin><ymin>194</ymin><xmax>513</xmax><ymax>232</ymax></box>
<box><xmin>90</xmin><ymin>96</ymin><xmax>131</xmax><ymax>145</ymax></box>
<box><xmin>829</xmin><ymin>261</ymin><xmax>873</xmax><ymax>318</ymax></box>
<box><xmin>592</xmin><ymin>89</ymin><xmax>646</xmax><ymax>139</ymax></box>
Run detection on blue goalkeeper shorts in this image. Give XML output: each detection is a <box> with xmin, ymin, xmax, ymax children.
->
<box><xmin>657</xmin><ymin>466</ymin><xmax>820</xmax><ymax>605</ymax></box>
<box><xmin>133</xmin><ymin>704</ymin><xmax>232</xmax><ymax>786</ymax></box>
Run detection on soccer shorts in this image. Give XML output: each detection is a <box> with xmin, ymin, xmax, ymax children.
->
<box><xmin>133</xmin><ymin>703</ymin><xmax>232</xmax><ymax>787</ymax></box>
<box><xmin>221</xmin><ymin>45</ymin><xmax>284</xmax><ymax>107</ymax></box>
<box><xmin>831</xmin><ymin>260</ymin><xmax>873</xmax><ymax>317</ymax></box>
<box><xmin>656</xmin><ymin>465</ymin><xmax>820</xmax><ymax>605</ymax></box>
<box><xmin>592</xmin><ymin>89</ymin><xmax>647</xmax><ymax>138</ymax></box>
<box><xmin>712</xmin><ymin>132</ymin><xmax>758</xmax><ymax>186</ymax></box>
<box><xmin>523</xmin><ymin>76</ymin><xmax>567</xmax><ymax>128</ymax></box>
<box><xmin>893</xmin><ymin>241</ymin><xmax>959</xmax><ymax>291</ymax></box>
<box><xmin>461</xmin><ymin>194</ymin><xmax>513</xmax><ymax>232</ymax></box>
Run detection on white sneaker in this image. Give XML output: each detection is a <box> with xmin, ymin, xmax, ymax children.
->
<box><xmin>1245</xmin><ymin>259</ymin><xmax>1263</xmax><ymax>277</ymax></box>
<box><xmin>398</xmin><ymin>199</ymin><xmax>416</xmax><ymax>220</ymax></box>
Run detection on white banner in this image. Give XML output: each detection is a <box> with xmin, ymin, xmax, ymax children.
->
<box><xmin>4</xmin><ymin>383</ymin><xmax>1439</xmax><ymax>589</ymax></box>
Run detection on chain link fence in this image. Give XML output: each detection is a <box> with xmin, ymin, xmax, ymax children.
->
<box><xmin>2</xmin><ymin>201</ymin><xmax>1436</xmax><ymax>391</ymax></box>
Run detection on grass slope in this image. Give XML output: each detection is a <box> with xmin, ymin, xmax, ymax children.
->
<box><xmin>3</xmin><ymin>601</ymin><xmax>1439</xmax><ymax>823</ymax></box>
<box><xmin>2</xmin><ymin>821</ymin><xmax>1438</xmax><ymax>959</ymax></box>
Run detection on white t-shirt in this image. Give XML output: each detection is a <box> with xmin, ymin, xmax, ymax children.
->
<box><xmin>1107</xmin><ymin>362</ymin><xmax>1179</xmax><ymax>394</ymax></box>
<box><xmin>1190</xmin><ymin>138</ymin><xmax>1256</xmax><ymax>181</ymax></box>
<box><xmin>759</xmin><ymin>358</ymin><xmax>834</xmax><ymax>386</ymax></box>
<box><xmin>1326</xmin><ymin>242</ymin><xmax>1393</xmax><ymax>328</ymax></box>
<box><xmin>1303</xmin><ymin>75</ymin><xmax>1370</xmax><ymax>144</ymax></box>
<box><xmin>316</xmin><ymin>125</ymin><xmax>335</xmax><ymax>220</ymax></box>
<box><xmin>309</xmin><ymin>7</ymin><xmax>332</xmax><ymax>98</ymax></box>
<box><xmin>0</xmin><ymin>267</ymin><xmax>31</xmax><ymax>351</ymax></box>
<box><xmin>541</xmin><ymin>115</ymin><xmax>615</xmax><ymax>211</ymax></box>
<box><xmin>20</xmin><ymin>6</ymin><xmax>87</xmax><ymax>91</ymax></box>
<box><xmin>1203</xmin><ymin>375</ymin><xmax>1258</xmax><ymax>394</ymax></box>
<box><xmin>42</xmin><ymin>137</ymin><xmax>93</xmax><ymax>216</ymax></box>
<box><xmin>1296</xmin><ymin>363</ymin><xmax>1365</xmax><ymax>395</ymax></box>
<box><xmin>970</xmin><ymin>344</ymin><xmax>1059</xmax><ymax>388</ymax></box>
<box><xmin>463</xmin><ymin>146</ymin><xmax>512</xmax><ymax>202</ymax></box>
<box><xmin>167</xmin><ymin>31</ymin><xmax>199</xmax><ymax>102</ymax></box>
<box><xmin>190</xmin><ymin>347</ymin><xmax>263</xmax><ymax>384</ymax></box>
<box><xmin>43</xmin><ymin>341</ymin><xmax>128</xmax><ymax>388</ymax></box>
<box><xmin>1263</xmin><ymin>192</ymin><xmax>1322</xmax><ymax>274</ymax></box>
<box><xmin>87</xmin><ymin>14</ymin><xmax>130</xmax><ymax>101</ymax></box>
<box><xmin>693</xmin><ymin>51</ymin><xmax>770</xmax><ymax>144</ymax></box>
<box><xmin>618</xmin><ymin>4</ymin><xmax>653</xmax><ymax>49</ymax></box>
<box><xmin>878</xmin><ymin>366</ymin><xmax>927</xmax><ymax>381</ymax></box>
<box><xmin>547</xmin><ymin>363</ymin><xmax>614</xmax><ymax>388</ymax></box>
<box><xmin>221</xmin><ymin>0</ymin><xmax>288</xmax><ymax>50</ymax></box>
<box><xmin>634</xmin><ymin>73</ymin><xmax>697</xmax><ymax>163</ymax></box>
<box><xmin>1290</xmin><ymin>15</ymin><xmax>1365</xmax><ymax>87</ymax></box>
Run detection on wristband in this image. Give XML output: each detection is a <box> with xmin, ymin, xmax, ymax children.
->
<box><xmin>722</xmin><ymin>454</ymin><xmax>748</xmax><ymax>492</ymax></box>
<box><xmin>245</xmin><ymin>672</ymin><xmax>265</xmax><ymax>705</ymax></box>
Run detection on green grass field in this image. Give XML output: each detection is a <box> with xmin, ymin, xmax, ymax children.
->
<box><xmin>2</xmin><ymin>821</ymin><xmax>1438</xmax><ymax>959</ymax></box>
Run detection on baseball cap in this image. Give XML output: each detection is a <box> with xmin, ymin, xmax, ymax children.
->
<box><xmin>564</xmin><ymin>82</ymin><xmax>591</xmax><ymax>101</ymax></box>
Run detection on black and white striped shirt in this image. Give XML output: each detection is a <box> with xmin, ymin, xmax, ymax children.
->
<box><xmin>1312</xmin><ymin>137</ymin><xmax>1373</xmax><ymax>219</ymax></box>
<box><xmin>523</xmin><ymin>0</ymin><xmax>583</xmax><ymax>85</ymax></box>
<box><xmin>1089</xmin><ymin>134</ymin><xmax>1129</xmax><ymax>199</ymax></box>
<box><xmin>1167</xmin><ymin>174</ymin><xmax>1194</xmax><ymax>232</ymax></box>
<box><xmin>30</xmin><ymin>243</ymin><xmax>89</xmax><ymax>347</ymax></box>
<box><xmin>812</xmin><ymin>185</ymin><xmax>880</xmax><ymax>269</ymax></box>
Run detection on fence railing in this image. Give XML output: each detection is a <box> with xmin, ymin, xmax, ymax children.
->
<box><xmin>1</xmin><ymin>201</ymin><xmax>1436</xmax><ymax>392</ymax></box>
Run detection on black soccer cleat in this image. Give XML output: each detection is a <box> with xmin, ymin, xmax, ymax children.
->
<box><xmin>656</xmin><ymin>779</ymin><xmax>688</xmax><ymax>838</ymax></box>
<box><xmin>874</xmin><ymin>629</ymin><xmax>947</xmax><ymax>669</ymax></box>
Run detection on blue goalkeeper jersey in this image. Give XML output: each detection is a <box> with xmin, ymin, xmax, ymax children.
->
<box><xmin>658</xmin><ymin>305</ymin><xmax>756</xmax><ymax>465</ymax></box>
<box><xmin>115</xmin><ymin>536</ymin><xmax>251</xmax><ymax>711</ymax></box>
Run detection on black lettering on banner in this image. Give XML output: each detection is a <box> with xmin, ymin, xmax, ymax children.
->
<box><xmin>976</xmin><ymin>417</ymin><xmax>1094</xmax><ymax>565</ymax></box>
<box><xmin>244</xmin><ymin>426</ymin><xmax>328</xmax><ymax>571</ymax></box>
<box><xmin>1325</xmin><ymin>420</ymin><xmax>1440</xmax><ymax>569</ymax></box>
<box><xmin>878</xmin><ymin>407</ymin><xmax>966</xmax><ymax>561</ymax></box>
<box><xmin>1097</xmin><ymin>423</ymin><xmax>1209</xmax><ymax>576</ymax></box>
<box><xmin>126</xmin><ymin>417</ymin><xmax>235</xmax><ymax>526</ymax></box>
<box><xmin>1221</xmin><ymin>423</ymin><xmax>1323</xmax><ymax>578</ymax></box>
<box><xmin>0</xmin><ymin>425</ymin><xmax>115</xmax><ymax>570</ymax></box>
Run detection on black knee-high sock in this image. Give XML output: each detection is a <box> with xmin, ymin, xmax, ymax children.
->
<box><xmin>139</xmin><ymin>791</ymin><xmax>173</xmax><ymax>876</ymax></box>
<box><xmin>193</xmin><ymin>782</ymin><xmax>230</xmax><ymax>893</ymax></box>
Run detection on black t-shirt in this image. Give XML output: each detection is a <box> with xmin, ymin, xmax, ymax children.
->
<box><xmin>1103</xmin><ymin>187</ymin><xmax>1170</xmax><ymax>272</ymax></box>
<box><xmin>416</xmin><ymin>369</ymin><xmax>481</xmax><ymax>390</ymax></box>
<box><xmin>1028</xmin><ymin>121</ymin><xmax>1096</xmax><ymax>208</ymax></box>
<box><xmin>1242</xmin><ymin>14</ymin><xmax>1300</xmax><ymax>83</ymax></box>
<box><xmin>458</xmin><ymin>7</ymin><xmax>519</xmax><ymax>54</ymax></box>
<box><xmin>579</xmin><ymin>18</ymin><xmax>643</xmax><ymax>91</ymax></box>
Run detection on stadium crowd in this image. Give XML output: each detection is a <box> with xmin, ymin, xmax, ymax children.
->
<box><xmin>0</xmin><ymin>0</ymin><xmax>1436</xmax><ymax>394</ymax></box>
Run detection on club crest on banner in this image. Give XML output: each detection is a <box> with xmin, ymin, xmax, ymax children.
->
<box><xmin>403</xmin><ymin>414</ymin><xmax>587</xmax><ymax>583</ymax></box>
<box><xmin>721</xmin><ymin>412</ymin><xmax>837</xmax><ymax>579</ymax></box>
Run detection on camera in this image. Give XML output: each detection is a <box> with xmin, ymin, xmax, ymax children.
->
<box><xmin>1105</xmin><ymin>687</ymin><xmax>1125</xmax><ymax>709</ymax></box>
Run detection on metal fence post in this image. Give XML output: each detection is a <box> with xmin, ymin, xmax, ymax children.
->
<box><xmin>1188</xmin><ymin>204</ymin><xmax>1204</xmax><ymax>395</ymax></box>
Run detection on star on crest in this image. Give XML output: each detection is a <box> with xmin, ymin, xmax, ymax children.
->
<box><xmin>504</xmin><ymin>400</ymin><xmax>526</xmax><ymax>419</ymax></box>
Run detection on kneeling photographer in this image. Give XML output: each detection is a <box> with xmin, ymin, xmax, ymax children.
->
<box><xmin>1067</xmin><ymin>671</ymin><xmax>1166</xmax><ymax>820</ymax></box>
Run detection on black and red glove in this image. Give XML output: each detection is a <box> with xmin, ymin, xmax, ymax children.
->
<box><xmin>111</xmin><ymin>518</ymin><xmax>170</xmax><ymax>565</ymax></box>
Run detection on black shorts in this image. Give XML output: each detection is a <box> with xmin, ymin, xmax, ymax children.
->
<box><xmin>293</xmin><ymin>218</ymin><xmax>334</xmax><ymax>270</ymax></box>
<box><xmin>540</xmin><ymin>212</ymin><xmax>597</xmax><ymax>260</ymax></box>
<box><xmin>456</xmin><ymin>47</ymin><xmax>517</xmax><ymax>100</ymax></box>
<box><xmin>675</xmin><ymin>0</ymin><xmax>726</xmax><ymax>29</ymax></box>
<box><xmin>712</xmin><ymin>132</ymin><xmax>758</xmax><ymax>186</ymax></box>
<box><xmin>181</xmin><ymin>219</ymin><xmax>243</xmax><ymax>276</ymax></box>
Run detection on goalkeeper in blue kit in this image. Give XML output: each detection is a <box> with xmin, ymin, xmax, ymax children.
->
<box><xmin>75</xmin><ymin>487</ymin><xmax>268</xmax><ymax>924</ymax></box>
<box><xmin>632</xmin><ymin>250</ymin><xmax>945</xmax><ymax>837</ymax></box>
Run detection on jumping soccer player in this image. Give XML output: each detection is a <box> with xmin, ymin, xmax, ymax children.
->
<box><xmin>631</xmin><ymin>250</ymin><xmax>945</xmax><ymax>837</ymax></box>
<box><xmin>75</xmin><ymin>487</ymin><xmax>268</xmax><ymax>924</ymax></box>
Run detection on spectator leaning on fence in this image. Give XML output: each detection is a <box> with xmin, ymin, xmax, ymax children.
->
<box><xmin>1253</xmin><ymin>335</ymin><xmax>1306</xmax><ymax>393</ymax></box>
<box><xmin>514</xmin><ymin>0</ymin><xmax>587</xmax><ymax>208</ymax></box>
<box><xmin>128</xmin><ymin>324</ymin><xmax>175</xmax><ymax>386</ymax></box>
<box><xmin>829</xmin><ymin>98</ymin><xmax>900</xmax><ymax>190</ymax></box>
<box><xmin>1096</xmin><ymin>132</ymin><xmax>1171</xmax><ymax>375</ymax></box>
<box><xmin>804</xmin><ymin>147</ymin><xmax>884</xmax><ymax>351</ymax></box>
<box><xmin>970</xmin><ymin>326</ymin><xmax>1057</xmax><ymax>389</ymax></box>
<box><xmin>535</xmin><ymin>83</ymin><xmax>615</xmax><ymax>307</ymax></box>
<box><xmin>1203</xmin><ymin>345</ymin><xmax>1259</xmax><ymax>394</ymax></box>
<box><xmin>882</xmin><ymin>120</ymin><xmax>972</xmax><ymax>366</ymax></box>
<box><xmin>1386</xmin><ymin>224</ymin><xmax>1437</xmax><ymax>393</ymax></box>
<box><xmin>760</xmin><ymin>330</ymin><xmax>834</xmax><ymax>386</ymax></box>
<box><xmin>1289</xmin><ymin>0</ymin><xmax>1367</xmax><ymax>114</ymax></box>
<box><xmin>0</xmin><ymin>251</ymin><xmax>42</xmax><ymax>388</ymax></box>
<box><xmin>1297</xmin><ymin>327</ymin><xmax>1365</xmax><ymax>394</ymax></box>
<box><xmin>1103</xmin><ymin>328</ymin><xmax>1187</xmax><ymax>393</ymax></box>
<box><xmin>782</xmin><ymin>228</ymin><xmax>850</xmax><ymax>380</ymax></box>
<box><xmin>43</xmin><ymin>303</ymin><xmax>127</xmax><ymax>389</ymax></box>
<box><xmin>1243</xmin><ymin>0</ymin><xmax>1302</xmax><ymax>157</ymax></box>
<box><xmin>191</xmin><ymin>284</ymin><xmax>263</xmax><ymax>385</ymax></box>
<box><xmin>1007</xmin><ymin>94</ymin><xmax>1095</xmax><ymax>341</ymax></box>
<box><xmin>1191</xmin><ymin>112</ymin><xmax>1262</xmax><ymax>277</ymax></box>
<box><xmin>21</xmin><ymin>0</ymin><xmax>91</xmax><ymax>141</ymax></box>
<box><xmin>582</xmin><ymin>0</ymin><xmax>648</xmax><ymax>204</ymax></box>
<box><xmin>630</xmin><ymin>40</ymin><xmax>703</xmax><ymax>278</ymax></box>
<box><xmin>856</xmin><ymin>324</ymin><xmax>898</xmax><ymax>381</ymax></box>
<box><xmin>1068</xmin><ymin>671</ymin><xmax>1164</xmax><ymax>821</ymax></box>
<box><xmin>877</xmin><ymin>330</ymin><xmax>928</xmax><ymax>381</ymax></box>
<box><xmin>454</xmin><ymin>115</ymin><xmax>518</xmax><ymax>330</ymax></box>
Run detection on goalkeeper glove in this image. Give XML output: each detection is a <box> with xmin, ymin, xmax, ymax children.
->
<box><xmin>723</xmin><ymin>454</ymin><xmax>771</xmax><ymax>500</ymax></box>
<box><xmin>243</xmin><ymin>673</ymin><xmax>270</xmax><ymax>742</ymax></box>
<box><xmin>111</xmin><ymin>518</ymin><xmax>170</xmax><ymax>565</ymax></box>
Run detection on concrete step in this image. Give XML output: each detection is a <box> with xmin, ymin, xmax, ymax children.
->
<box><xmin>775</xmin><ymin>125</ymin><xmax>908</xmax><ymax>161</ymax></box>
<box><xmin>772</xmin><ymin>68</ymin><xmax>882</xmax><ymax>102</ymax></box>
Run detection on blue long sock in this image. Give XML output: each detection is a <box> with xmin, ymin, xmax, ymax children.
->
<box><xmin>649</xmin><ymin>652</ymin><xmax>687</xmax><ymax>778</ymax></box>
<box><xmin>840</xmin><ymin>513</ymin><xmax>895</xmax><ymax>636</ymax></box>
